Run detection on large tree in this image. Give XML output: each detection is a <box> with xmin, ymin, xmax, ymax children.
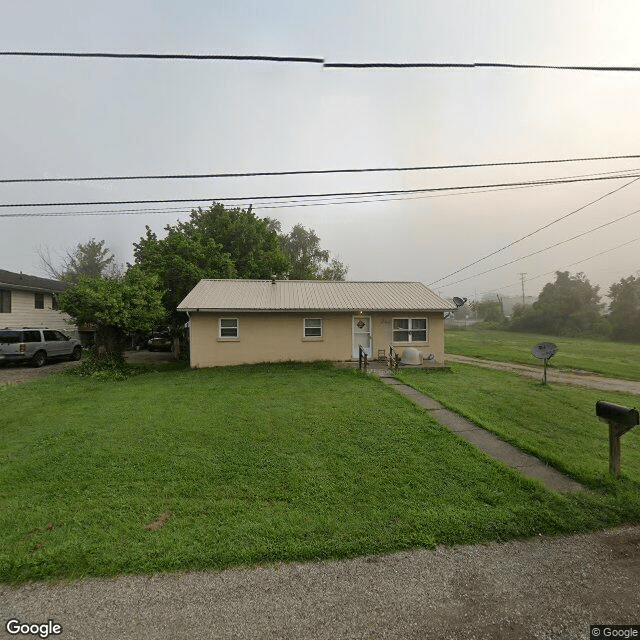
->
<box><xmin>133</xmin><ymin>203</ymin><xmax>290</xmax><ymax>326</ymax></box>
<box><xmin>58</xmin><ymin>268</ymin><xmax>165</xmax><ymax>355</ymax></box>
<box><xmin>472</xmin><ymin>298</ymin><xmax>504</xmax><ymax>323</ymax></box>
<box><xmin>607</xmin><ymin>274</ymin><xmax>640</xmax><ymax>342</ymax></box>
<box><xmin>509</xmin><ymin>271</ymin><xmax>603</xmax><ymax>336</ymax></box>
<box><xmin>40</xmin><ymin>238</ymin><xmax>119</xmax><ymax>281</ymax></box>
<box><xmin>175</xmin><ymin>204</ymin><xmax>290</xmax><ymax>279</ymax></box>
<box><xmin>270</xmin><ymin>222</ymin><xmax>348</xmax><ymax>280</ymax></box>
<box><xmin>133</xmin><ymin>225</ymin><xmax>236</xmax><ymax>326</ymax></box>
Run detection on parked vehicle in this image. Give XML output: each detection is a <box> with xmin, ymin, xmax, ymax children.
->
<box><xmin>147</xmin><ymin>331</ymin><xmax>172</xmax><ymax>352</ymax></box>
<box><xmin>0</xmin><ymin>327</ymin><xmax>82</xmax><ymax>367</ymax></box>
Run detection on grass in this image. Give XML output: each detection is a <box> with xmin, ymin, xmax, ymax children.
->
<box><xmin>445</xmin><ymin>327</ymin><xmax>640</xmax><ymax>380</ymax></box>
<box><xmin>2</xmin><ymin>361</ymin><xmax>639</xmax><ymax>585</ymax></box>
<box><xmin>396</xmin><ymin>364</ymin><xmax>640</xmax><ymax>488</ymax></box>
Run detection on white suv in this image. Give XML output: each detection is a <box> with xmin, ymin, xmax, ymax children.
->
<box><xmin>0</xmin><ymin>328</ymin><xmax>82</xmax><ymax>367</ymax></box>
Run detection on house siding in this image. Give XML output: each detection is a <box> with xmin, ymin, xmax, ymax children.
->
<box><xmin>0</xmin><ymin>289</ymin><xmax>77</xmax><ymax>335</ymax></box>
<box><xmin>188</xmin><ymin>311</ymin><xmax>445</xmax><ymax>368</ymax></box>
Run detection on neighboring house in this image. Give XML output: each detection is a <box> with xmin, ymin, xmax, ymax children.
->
<box><xmin>0</xmin><ymin>268</ymin><xmax>78</xmax><ymax>337</ymax></box>
<box><xmin>177</xmin><ymin>279</ymin><xmax>457</xmax><ymax>368</ymax></box>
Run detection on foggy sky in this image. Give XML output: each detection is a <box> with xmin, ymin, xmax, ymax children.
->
<box><xmin>1</xmin><ymin>1</ymin><xmax>639</xmax><ymax>303</ymax></box>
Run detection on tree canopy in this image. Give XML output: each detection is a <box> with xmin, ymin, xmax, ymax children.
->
<box><xmin>134</xmin><ymin>204</ymin><xmax>347</xmax><ymax>325</ymax></box>
<box><xmin>607</xmin><ymin>275</ymin><xmax>640</xmax><ymax>342</ymax></box>
<box><xmin>133</xmin><ymin>204</ymin><xmax>290</xmax><ymax>326</ymax></box>
<box><xmin>509</xmin><ymin>271</ymin><xmax>603</xmax><ymax>336</ymax></box>
<box><xmin>40</xmin><ymin>238</ymin><xmax>119</xmax><ymax>281</ymax></box>
<box><xmin>472</xmin><ymin>298</ymin><xmax>504</xmax><ymax>323</ymax></box>
<box><xmin>277</xmin><ymin>223</ymin><xmax>348</xmax><ymax>280</ymax></box>
<box><xmin>58</xmin><ymin>268</ymin><xmax>165</xmax><ymax>355</ymax></box>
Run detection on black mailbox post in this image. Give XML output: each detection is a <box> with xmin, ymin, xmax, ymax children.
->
<box><xmin>595</xmin><ymin>401</ymin><xmax>640</xmax><ymax>478</ymax></box>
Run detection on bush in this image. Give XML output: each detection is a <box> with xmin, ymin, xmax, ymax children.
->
<box><xmin>65</xmin><ymin>350</ymin><xmax>144</xmax><ymax>381</ymax></box>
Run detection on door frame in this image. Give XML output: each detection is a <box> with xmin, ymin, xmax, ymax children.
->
<box><xmin>352</xmin><ymin>315</ymin><xmax>372</xmax><ymax>359</ymax></box>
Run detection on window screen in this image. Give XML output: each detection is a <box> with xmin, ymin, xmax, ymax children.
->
<box><xmin>304</xmin><ymin>318</ymin><xmax>322</xmax><ymax>337</ymax></box>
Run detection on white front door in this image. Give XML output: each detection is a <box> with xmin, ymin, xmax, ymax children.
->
<box><xmin>352</xmin><ymin>316</ymin><xmax>372</xmax><ymax>358</ymax></box>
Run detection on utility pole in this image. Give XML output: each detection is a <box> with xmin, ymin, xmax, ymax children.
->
<box><xmin>519</xmin><ymin>273</ymin><xmax>527</xmax><ymax>306</ymax></box>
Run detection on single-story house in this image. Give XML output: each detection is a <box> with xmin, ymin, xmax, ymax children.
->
<box><xmin>177</xmin><ymin>279</ymin><xmax>457</xmax><ymax>368</ymax></box>
<box><xmin>0</xmin><ymin>268</ymin><xmax>79</xmax><ymax>337</ymax></box>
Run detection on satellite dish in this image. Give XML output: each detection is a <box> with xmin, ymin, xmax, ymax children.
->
<box><xmin>531</xmin><ymin>342</ymin><xmax>558</xmax><ymax>360</ymax></box>
<box><xmin>452</xmin><ymin>296</ymin><xmax>467</xmax><ymax>308</ymax></box>
<box><xmin>531</xmin><ymin>342</ymin><xmax>558</xmax><ymax>385</ymax></box>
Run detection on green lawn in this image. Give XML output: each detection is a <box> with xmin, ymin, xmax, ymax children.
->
<box><xmin>445</xmin><ymin>327</ymin><xmax>640</xmax><ymax>380</ymax></box>
<box><xmin>397</xmin><ymin>364</ymin><xmax>640</xmax><ymax>487</ymax></box>
<box><xmin>1</xmin><ymin>362</ymin><xmax>639</xmax><ymax>585</ymax></box>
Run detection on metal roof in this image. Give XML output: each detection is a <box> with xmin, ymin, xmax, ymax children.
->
<box><xmin>0</xmin><ymin>268</ymin><xmax>67</xmax><ymax>293</ymax></box>
<box><xmin>178</xmin><ymin>280</ymin><xmax>457</xmax><ymax>312</ymax></box>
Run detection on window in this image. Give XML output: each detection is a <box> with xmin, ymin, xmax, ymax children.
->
<box><xmin>51</xmin><ymin>294</ymin><xmax>58</xmax><ymax>310</ymax></box>
<box><xmin>304</xmin><ymin>318</ymin><xmax>322</xmax><ymax>338</ymax></box>
<box><xmin>34</xmin><ymin>293</ymin><xmax>44</xmax><ymax>309</ymax></box>
<box><xmin>219</xmin><ymin>318</ymin><xmax>238</xmax><ymax>338</ymax></box>
<box><xmin>0</xmin><ymin>289</ymin><xmax>10</xmax><ymax>313</ymax></box>
<box><xmin>393</xmin><ymin>318</ymin><xmax>428</xmax><ymax>342</ymax></box>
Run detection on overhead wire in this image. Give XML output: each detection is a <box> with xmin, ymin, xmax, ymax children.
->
<box><xmin>2</xmin><ymin>51</ymin><xmax>640</xmax><ymax>72</ymax></box>
<box><xmin>439</xmin><ymin>208</ymin><xmax>640</xmax><ymax>289</ymax></box>
<box><xmin>475</xmin><ymin>237</ymin><xmax>640</xmax><ymax>297</ymax></box>
<box><xmin>2</xmin><ymin>170</ymin><xmax>640</xmax><ymax>212</ymax></box>
<box><xmin>427</xmin><ymin>175</ymin><xmax>640</xmax><ymax>286</ymax></box>
<box><xmin>2</xmin><ymin>153</ymin><xmax>640</xmax><ymax>184</ymax></box>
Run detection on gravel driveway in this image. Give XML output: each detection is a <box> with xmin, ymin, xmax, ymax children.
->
<box><xmin>2</xmin><ymin>526</ymin><xmax>639</xmax><ymax>640</ymax></box>
<box><xmin>446</xmin><ymin>354</ymin><xmax>640</xmax><ymax>395</ymax></box>
<box><xmin>0</xmin><ymin>360</ymin><xmax>80</xmax><ymax>385</ymax></box>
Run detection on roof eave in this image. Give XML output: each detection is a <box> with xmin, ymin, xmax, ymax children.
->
<box><xmin>178</xmin><ymin>307</ymin><xmax>456</xmax><ymax>313</ymax></box>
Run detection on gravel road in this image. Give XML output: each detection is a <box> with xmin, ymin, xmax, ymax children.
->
<box><xmin>2</xmin><ymin>526</ymin><xmax>639</xmax><ymax>640</ymax></box>
<box><xmin>446</xmin><ymin>354</ymin><xmax>640</xmax><ymax>395</ymax></box>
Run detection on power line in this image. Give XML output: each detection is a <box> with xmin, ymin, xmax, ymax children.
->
<box><xmin>475</xmin><ymin>236</ymin><xmax>640</xmax><ymax>297</ymax></box>
<box><xmin>325</xmin><ymin>61</ymin><xmax>640</xmax><ymax>72</ymax></box>
<box><xmin>440</xmin><ymin>208</ymin><xmax>640</xmax><ymax>288</ymax></box>
<box><xmin>2</xmin><ymin>171</ymin><xmax>640</xmax><ymax>212</ymax></box>
<box><xmin>2</xmin><ymin>51</ymin><xmax>640</xmax><ymax>72</ymax></box>
<box><xmin>3</xmin><ymin>154</ymin><xmax>640</xmax><ymax>184</ymax></box>
<box><xmin>0</xmin><ymin>51</ymin><xmax>324</xmax><ymax>63</ymax></box>
<box><xmin>428</xmin><ymin>176</ymin><xmax>640</xmax><ymax>286</ymax></box>
<box><xmin>0</xmin><ymin>181</ymin><xmax>571</xmax><ymax>218</ymax></box>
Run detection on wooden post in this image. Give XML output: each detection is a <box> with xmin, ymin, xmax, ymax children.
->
<box><xmin>609</xmin><ymin>422</ymin><xmax>622</xmax><ymax>478</ymax></box>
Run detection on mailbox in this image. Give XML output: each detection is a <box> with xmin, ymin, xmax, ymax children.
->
<box><xmin>595</xmin><ymin>401</ymin><xmax>639</xmax><ymax>428</ymax></box>
<box><xmin>595</xmin><ymin>400</ymin><xmax>640</xmax><ymax>478</ymax></box>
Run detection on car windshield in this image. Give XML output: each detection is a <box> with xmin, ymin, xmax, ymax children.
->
<box><xmin>0</xmin><ymin>331</ymin><xmax>22</xmax><ymax>344</ymax></box>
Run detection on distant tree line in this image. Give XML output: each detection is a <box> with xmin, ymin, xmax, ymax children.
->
<box><xmin>470</xmin><ymin>270</ymin><xmax>640</xmax><ymax>343</ymax></box>
<box><xmin>47</xmin><ymin>203</ymin><xmax>347</xmax><ymax>355</ymax></box>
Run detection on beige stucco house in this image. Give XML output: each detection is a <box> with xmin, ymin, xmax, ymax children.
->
<box><xmin>178</xmin><ymin>279</ymin><xmax>456</xmax><ymax>368</ymax></box>
<box><xmin>0</xmin><ymin>268</ymin><xmax>78</xmax><ymax>336</ymax></box>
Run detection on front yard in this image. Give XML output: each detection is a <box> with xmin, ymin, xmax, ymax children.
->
<box><xmin>1</xmin><ymin>362</ymin><xmax>639</xmax><ymax>584</ymax></box>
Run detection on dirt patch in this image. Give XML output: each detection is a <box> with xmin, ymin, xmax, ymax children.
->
<box><xmin>143</xmin><ymin>513</ymin><xmax>171</xmax><ymax>531</ymax></box>
<box><xmin>124</xmin><ymin>350</ymin><xmax>176</xmax><ymax>364</ymax></box>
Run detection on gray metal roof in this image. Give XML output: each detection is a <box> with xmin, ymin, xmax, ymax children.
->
<box><xmin>0</xmin><ymin>268</ymin><xmax>67</xmax><ymax>293</ymax></box>
<box><xmin>178</xmin><ymin>280</ymin><xmax>457</xmax><ymax>312</ymax></box>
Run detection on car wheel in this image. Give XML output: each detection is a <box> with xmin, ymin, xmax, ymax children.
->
<box><xmin>72</xmin><ymin>346</ymin><xmax>82</xmax><ymax>361</ymax></box>
<box><xmin>31</xmin><ymin>351</ymin><xmax>46</xmax><ymax>368</ymax></box>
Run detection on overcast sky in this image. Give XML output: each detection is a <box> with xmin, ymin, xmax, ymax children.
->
<box><xmin>1</xmin><ymin>1</ymin><xmax>639</xmax><ymax>302</ymax></box>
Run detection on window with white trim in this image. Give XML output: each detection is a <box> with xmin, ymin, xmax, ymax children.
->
<box><xmin>304</xmin><ymin>318</ymin><xmax>322</xmax><ymax>337</ymax></box>
<box><xmin>219</xmin><ymin>318</ymin><xmax>239</xmax><ymax>338</ymax></box>
<box><xmin>34</xmin><ymin>293</ymin><xmax>44</xmax><ymax>309</ymax></box>
<box><xmin>393</xmin><ymin>318</ymin><xmax>427</xmax><ymax>342</ymax></box>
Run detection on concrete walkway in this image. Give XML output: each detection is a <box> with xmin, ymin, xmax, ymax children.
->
<box><xmin>376</xmin><ymin>373</ymin><xmax>583</xmax><ymax>493</ymax></box>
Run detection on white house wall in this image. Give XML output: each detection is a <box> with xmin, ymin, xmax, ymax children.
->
<box><xmin>0</xmin><ymin>289</ymin><xmax>78</xmax><ymax>336</ymax></box>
